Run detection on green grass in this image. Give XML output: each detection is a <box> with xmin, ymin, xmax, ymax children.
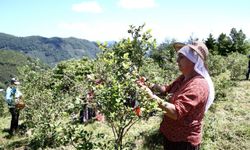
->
<box><xmin>0</xmin><ymin>81</ymin><xmax>249</xmax><ymax>149</ymax></box>
<box><xmin>0</xmin><ymin>110</ymin><xmax>29</xmax><ymax>150</ymax></box>
<box><xmin>0</xmin><ymin>117</ymin><xmax>10</xmax><ymax>146</ymax></box>
<box><xmin>202</xmin><ymin>80</ymin><xmax>250</xmax><ymax>150</ymax></box>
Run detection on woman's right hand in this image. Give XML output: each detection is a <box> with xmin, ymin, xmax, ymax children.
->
<box><xmin>136</xmin><ymin>76</ymin><xmax>156</xmax><ymax>99</ymax></box>
<box><xmin>136</xmin><ymin>76</ymin><xmax>147</xmax><ymax>87</ymax></box>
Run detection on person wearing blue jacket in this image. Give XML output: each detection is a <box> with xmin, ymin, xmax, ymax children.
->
<box><xmin>5</xmin><ymin>78</ymin><xmax>22</xmax><ymax>135</ymax></box>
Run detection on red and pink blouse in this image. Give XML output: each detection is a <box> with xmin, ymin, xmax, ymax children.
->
<box><xmin>160</xmin><ymin>74</ymin><xmax>209</xmax><ymax>146</ymax></box>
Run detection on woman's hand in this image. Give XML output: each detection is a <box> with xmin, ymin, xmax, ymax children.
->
<box><xmin>136</xmin><ymin>77</ymin><xmax>154</xmax><ymax>98</ymax></box>
<box><xmin>141</xmin><ymin>85</ymin><xmax>154</xmax><ymax>98</ymax></box>
<box><xmin>136</xmin><ymin>76</ymin><xmax>147</xmax><ymax>87</ymax></box>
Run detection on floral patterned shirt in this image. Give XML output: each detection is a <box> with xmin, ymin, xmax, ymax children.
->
<box><xmin>160</xmin><ymin>74</ymin><xmax>209</xmax><ymax>146</ymax></box>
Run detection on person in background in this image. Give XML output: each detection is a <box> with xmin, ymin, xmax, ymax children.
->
<box><xmin>137</xmin><ymin>41</ymin><xmax>215</xmax><ymax>150</ymax></box>
<box><xmin>124</xmin><ymin>89</ymin><xmax>142</xmax><ymax>117</ymax></box>
<box><xmin>79</xmin><ymin>89</ymin><xmax>97</xmax><ymax>123</ymax></box>
<box><xmin>246</xmin><ymin>54</ymin><xmax>250</xmax><ymax>80</ymax></box>
<box><xmin>5</xmin><ymin>78</ymin><xmax>23</xmax><ymax>136</ymax></box>
<box><xmin>79</xmin><ymin>78</ymin><xmax>105</xmax><ymax>123</ymax></box>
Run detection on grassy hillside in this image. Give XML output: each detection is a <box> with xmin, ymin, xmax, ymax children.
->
<box><xmin>0</xmin><ymin>33</ymin><xmax>100</xmax><ymax>66</ymax></box>
<box><xmin>0</xmin><ymin>49</ymin><xmax>48</xmax><ymax>89</ymax></box>
<box><xmin>0</xmin><ymin>80</ymin><xmax>249</xmax><ymax>149</ymax></box>
<box><xmin>201</xmin><ymin>81</ymin><xmax>250</xmax><ymax>150</ymax></box>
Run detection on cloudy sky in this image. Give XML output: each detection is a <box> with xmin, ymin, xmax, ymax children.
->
<box><xmin>0</xmin><ymin>0</ymin><xmax>249</xmax><ymax>43</ymax></box>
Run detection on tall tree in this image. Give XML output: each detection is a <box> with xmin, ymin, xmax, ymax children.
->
<box><xmin>229</xmin><ymin>28</ymin><xmax>247</xmax><ymax>54</ymax></box>
<box><xmin>205</xmin><ymin>33</ymin><xmax>218</xmax><ymax>54</ymax></box>
<box><xmin>217</xmin><ymin>33</ymin><xmax>232</xmax><ymax>56</ymax></box>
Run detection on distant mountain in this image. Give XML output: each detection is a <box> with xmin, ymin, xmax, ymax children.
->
<box><xmin>0</xmin><ymin>33</ymin><xmax>101</xmax><ymax>66</ymax></box>
<box><xmin>0</xmin><ymin>49</ymin><xmax>48</xmax><ymax>89</ymax></box>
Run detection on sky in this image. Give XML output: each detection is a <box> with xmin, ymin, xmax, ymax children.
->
<box><xmin>0</xmin><ymin>0</ymin><xmax>249</xmax><ymax>43</ymax></box>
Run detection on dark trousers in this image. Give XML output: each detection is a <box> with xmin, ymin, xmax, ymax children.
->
<box><xmin>246</xmin><ymin>68</ymin><xmax>250</xmax><ymax>80</ymax></box>
<box><xmin>79</xmin><ymin>107</ymin><xmax>96</xmax><ymax>123</ymax></box>
<box><xmin>9</xmin><ymin>108</ymin><xmax>20</xmax><ymax>134</ymax></box>
<box><xmin>163</xmin><ymin>138</ymin><xmax>200</xmax><ymax>150</ymax></box>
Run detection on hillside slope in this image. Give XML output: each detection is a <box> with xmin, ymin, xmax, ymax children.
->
<box><xmin>201</xmin><ymin>80</ymin><xmax>250</xmax><ymax>150</ymax></box>
<box><xmin>0</xmin><ymin>50</ymin><xmax>48</xmax><ymax>89</ymax></box>
<box><xmin>0</xmin><ymin>33</ymin><xmax>100</xmax><ymax>66</ymax></box>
